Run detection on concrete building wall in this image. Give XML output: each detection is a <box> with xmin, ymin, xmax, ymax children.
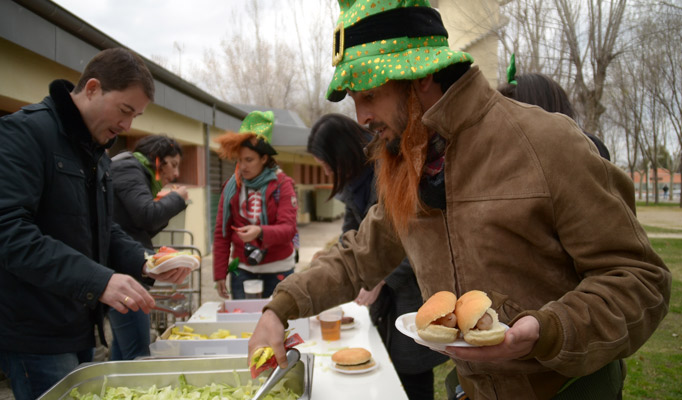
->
<box><xmin>435</xmin><ymin>0</ymin><xmax>502</xmax><ymax>88</ymax></box>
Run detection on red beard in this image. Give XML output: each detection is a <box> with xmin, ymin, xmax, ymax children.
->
<box><xmin>370</xmin><ymin>86</ymin><xmax>430</xmax><ymax>234</ymax></box>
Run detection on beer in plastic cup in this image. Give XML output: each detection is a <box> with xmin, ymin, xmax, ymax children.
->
<box><xmin>319</xmin><ymin>307</ymin><xmax>342</xmax><ymax>341</ymax></box>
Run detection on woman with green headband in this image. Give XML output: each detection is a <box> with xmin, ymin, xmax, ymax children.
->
<box><xmin>212</xmin><ymin>111</ymin><xmax>299</xmax><ymax>299</ymax></box>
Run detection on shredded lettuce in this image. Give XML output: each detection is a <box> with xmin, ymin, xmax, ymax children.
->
<box><xmin>68</xmin><ymin>374</ymin><xmax>298</xmax><ymax>400</ymax></box>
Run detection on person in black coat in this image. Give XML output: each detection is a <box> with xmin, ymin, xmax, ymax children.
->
<box><xmin>0</xmin><ymin>48</ymin><xmax>192</xmax><ymax>400</ymax></box>
<box><xmin>308</xmin><ymin>114</ymin><xmax>448</xmax><ymax>400</ymax></box>
<box><xmin>108</xmin><ymin>135</ymin><xmax>189</xmax><ymax>360</ymax></box>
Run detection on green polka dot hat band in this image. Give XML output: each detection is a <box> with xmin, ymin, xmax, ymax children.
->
<box><xmin>327</xmin><ymin>0</ymin><xmax>473</xmax><ymax>102</ymax></box>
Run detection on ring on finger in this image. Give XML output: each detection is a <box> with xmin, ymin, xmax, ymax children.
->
<box><xmin>124</xmin><ymin>296</ymin><xmax>130</xmax><ymax>303</ymax></box>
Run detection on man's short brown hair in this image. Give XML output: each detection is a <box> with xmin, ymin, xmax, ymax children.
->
<box><xmin>74</xmin><ymin>48</ymin><xmax>155</xmax><ymax>101</ymax></box>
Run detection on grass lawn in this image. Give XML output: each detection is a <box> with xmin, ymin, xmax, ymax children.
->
<box><xmin>432</xmin><ymin>236</ymin><xmax>681</xmax><ymax>400</ymax></box>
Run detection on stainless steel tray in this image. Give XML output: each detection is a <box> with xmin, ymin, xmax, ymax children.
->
<box><xmin>38</xmin><ymin>354</ymin><xmax>313</xmax><ymax>399</ymax></box>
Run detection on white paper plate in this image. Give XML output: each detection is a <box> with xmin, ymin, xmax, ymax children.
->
<box><xmin>340</xmin><ymin>321</ymin><xmax>357</xmax><ymax>330</ymax></box>
<box><xmin>395</xmin><ymin>312</ymin><xmax>508</xmax><ymax>351</ymax></box>
<box><xmin>330</xmin><ymin>359</ymin><xmax>378</xmax><ymax>374</ymax></box>
<box><xmin>149</xmin><ymin>254</ymin><xmax>200</xmax><ymax>273</ymax></box>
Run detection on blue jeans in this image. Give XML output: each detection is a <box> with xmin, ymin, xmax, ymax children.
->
<box><xmin>230</xmin><ymin>269</ymin><xmax>294</xmax><ymax>299</ymax></box>
<box><xmin>107</xmin><ymin>308</ymin><xmax>151</xmax><ymax>360</ymax></box>
<box><xmin>0</xmin><ymin>348</ymin><xmax>92</xmax><ymax>400</ymax></box>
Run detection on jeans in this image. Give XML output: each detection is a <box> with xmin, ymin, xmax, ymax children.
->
<box><xmin>229</xmin><ymin>268</ymin><xmax>294</xmax><ymax>299</ymax></box>
<box><xmin>108</xmin><ymin>308</ymin><xmax>151</xmax><ymax>360</ymax></box>
<box><xmin>0</xmin><ymin>348</ymin><xmax>92</xmax><ymax>400</ymax></box>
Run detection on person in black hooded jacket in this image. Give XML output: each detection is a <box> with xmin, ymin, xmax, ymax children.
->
<box><xmin>308</xmin><ymin>114</ymin><xmax>448</xmax><ymax>400</ymax></box>
<box><xmin>108</xmin><ymin>134</ymin><xmax>189</xmax><ymax>360</ymax></box>
<box><xmin>0</xmin><ymin>48</ymin><xmax>192</xmax><ymax>400</ymax></box>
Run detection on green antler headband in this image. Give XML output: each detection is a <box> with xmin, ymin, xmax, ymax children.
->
<box><xmin>506</xmin><ymin>53</ymin><xmax>517</xmax><ymax>86</ymax></box>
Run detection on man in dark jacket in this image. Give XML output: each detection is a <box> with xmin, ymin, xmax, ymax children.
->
<box><xmin>0</xmin><ymin>48</ymin><xmax>192</xmax><ymax>400</ymax></box>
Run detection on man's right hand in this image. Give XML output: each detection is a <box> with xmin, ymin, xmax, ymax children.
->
<box><xmin>100</xmin><ymin>273</ymin><xmax>155</xmax><ymax>314</ymax></box>
<box><xmin>248</xmin><ymin>310</ymin><xmax>287</xmax><ymax>369</ymax></box>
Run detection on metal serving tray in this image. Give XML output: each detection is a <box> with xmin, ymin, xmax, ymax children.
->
<box><xmin>38</xmin><ymin>354</ymin><xmax>314</xmax><ymax>399</ymax></box>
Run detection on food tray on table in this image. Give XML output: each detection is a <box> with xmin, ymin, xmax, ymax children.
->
<box><xmin>38</xmin><ymin>354</ymin><xmax>314</xmax><ymax>399</ymax></box>
<box><xmin>149</xmin><ymin>321</ymin><xmax>258</xmax><ymax>357</ymax></box>
<box><xmin>217</xmin><ymin>299</ymin><xmax>311</xmax><ymax>339</ymax></box>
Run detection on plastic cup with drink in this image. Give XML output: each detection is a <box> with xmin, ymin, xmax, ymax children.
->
<box><xmin>243</xmin><ymin>279</ymin><xmax>264</xmax><ymax>299</ymax></box>
<box><xmin>319</xmin><ymin>306</ymin><xmax>343</xmax><ymax>341</ymax></box>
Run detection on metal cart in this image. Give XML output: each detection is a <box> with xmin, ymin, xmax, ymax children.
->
<box><xmin>149</xmin><ymin>229</ymin><xmax>202</xmax><ymax>335</ymax></box>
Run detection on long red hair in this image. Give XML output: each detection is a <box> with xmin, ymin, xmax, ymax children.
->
<box><xmin>371</xmin><ymin>87</ymin><xmax>430</xmax><ymax>235</ymax></box>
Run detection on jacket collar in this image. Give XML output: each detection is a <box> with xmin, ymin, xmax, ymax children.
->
<box><xmin>48</xmin><ymin>79</ymin><xmax>113</xmax><ymax>154</ymax></box>
<box><xmin>422</xmin><ymin>66</ymin><xmax>498</xmax><ymax>141</ymax></box>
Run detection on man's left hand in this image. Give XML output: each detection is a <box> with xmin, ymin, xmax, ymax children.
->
<box><xmin>445</xmin><ymin>316</ymin><xmax>540</xmax><ymax>362</ymax></box>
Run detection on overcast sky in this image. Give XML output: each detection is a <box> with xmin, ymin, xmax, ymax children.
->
<box><xmin>52</xmin><ymin>0</ymin><xmax>293</xmax><ymax>75</ymax></box>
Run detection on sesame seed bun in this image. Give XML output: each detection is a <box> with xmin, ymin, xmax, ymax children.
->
<box><xmin>416</xmin><ymin>291</ymin><xmax>459</xmax><ymax>343</ymax></box>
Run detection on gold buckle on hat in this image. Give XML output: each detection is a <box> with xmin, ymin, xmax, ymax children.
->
<box><xmin>332</xmin><ymin>22</ymin><xmax>345</xmax><ymax>66</ymax></box>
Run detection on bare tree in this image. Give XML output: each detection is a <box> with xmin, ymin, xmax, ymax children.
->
<box><xmin>195</xmin><ymin>1</ymin><xmax>298</xmax><ymax>108</ymax></box>
<box><xmin>647</xmin><ymin>2</ymin><xmax>682</xmax><ymax>205</ymax></box>
<box><xmin>606</xmin><ymin>58</ymin><xmax>644</xmax><ymax>192</ymax></box>
<box><xmin>194</xmin><ymin>0</ymin><xmax>353</xmax><ymax>124</ymax></box>
<box><xmin>553</xmin><ymin>0</ymin><xmax>627</xmax><ymax>136</ymax></box>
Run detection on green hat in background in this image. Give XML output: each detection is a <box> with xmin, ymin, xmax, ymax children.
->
<box><xmin>240</xmin><ymin>110</ymin><xmax>274</xmax><ymax>142</ymax></box>
<box><xmin>327</xmin><ymin>0</ymin><xmax>474</xmax><ymax>102</ymax></box>
<box><xmin>239</xmin><ymin>110</ymin><xmax>277</xmax><ymax>156</ymax></box>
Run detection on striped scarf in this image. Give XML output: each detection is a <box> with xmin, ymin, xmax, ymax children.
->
<box><xmin>221</xmin><ymin>166</ymin><xmax>278</xmax><ymax>237</ymax></box>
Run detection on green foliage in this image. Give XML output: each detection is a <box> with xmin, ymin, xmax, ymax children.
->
<box><xmin>636</xmin><ymin>202</ymin><xmax>681</xmax><ymax>209</ymax></box>
<box><xmin>641</xmin><ymin>225</ymin><xmax>682</xmax><ymax>234</ymax></box>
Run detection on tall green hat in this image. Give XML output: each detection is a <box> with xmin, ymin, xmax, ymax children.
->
<box><xmin>239</xmin><ymin>110</ymin><xmax>277</xmax><ymax>156</ymax></box>
<box><xmin>327</xmin><ymin>0</ymin><xmax>474</xmax><ymax>102</ymax></box>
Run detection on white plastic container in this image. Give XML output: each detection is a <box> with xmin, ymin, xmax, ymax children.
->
<box><xmin>149</xmin><ymin>321</ymin><xmax>257</xmax><ymax>357</ymax></box>
<box><xmin>217</xmin><ymin>299</ymin><xmax>311</xmax><ymax>339</ymax></box>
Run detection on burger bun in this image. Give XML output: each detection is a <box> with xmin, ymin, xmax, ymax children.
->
<box><xmin>332</xmin><ymin>348</ymin><xmax>375</xmax><ymax>371</ymax></box>
<box><xmin>417</xmin><ymin>324</ymin><xmax>459</xmax><ymax>343</ymax></box>
<box><xmin>461</xmin><ymin>314</ymin><xmax>506</xmax><ymax>346</ymax></box>
<box><xmin>415</xmin><ymin>291</ymin><xmax>459</xmax><ymax>343</ymax></box>
<box><xmin>456</xmin><ymin>290</ymin><xmax>506</xmax><ymax>346</ymax></box>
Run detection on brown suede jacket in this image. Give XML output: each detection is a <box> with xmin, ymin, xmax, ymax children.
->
<box><xmin>267</xmin><ymin>67</ymin><xmax>671</xmax><ymax>399</ymax></box>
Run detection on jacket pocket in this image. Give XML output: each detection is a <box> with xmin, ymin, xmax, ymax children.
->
<box><xmin>50</xmin><ymin>154</ymin><xmax>87</xmax><ymax>216</ymax></box>
<box><xmin>490</xmin><ymin>290</ymin><xmax>525</xmax><ymax>324</ymax></box>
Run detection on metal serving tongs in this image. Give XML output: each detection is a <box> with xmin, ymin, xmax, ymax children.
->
<box><xmin>250</xmin><ymin>348</ymin><xmax>301</xmax><ymax>400</ymax></box>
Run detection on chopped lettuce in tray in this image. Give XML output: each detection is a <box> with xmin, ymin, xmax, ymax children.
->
<box><xmin>68</xmin><ymin>373</ymin><xmax>298</xmax><ymax>400</ymax></box>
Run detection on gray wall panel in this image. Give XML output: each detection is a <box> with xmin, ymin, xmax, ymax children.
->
<box><xmin>55</xmin><ymin>28</ymin><xmax>98</xmax><ymax>73</ymax></box>
<box><xmin>0</xmin><ymin>3</ymin><xmax>56</xmax><ymax>61</ymax></box>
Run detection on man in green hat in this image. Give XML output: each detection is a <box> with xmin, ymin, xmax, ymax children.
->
<box><xmin>249</xmin><ymin>1</ymin><xmax>670</xmax><ymax>399</ymax></box>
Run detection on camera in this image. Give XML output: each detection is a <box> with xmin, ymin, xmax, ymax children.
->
<box><xmin>244</xmin><ymin>243</ymin><xmax>267</xmax><ymax>266</ymax></box>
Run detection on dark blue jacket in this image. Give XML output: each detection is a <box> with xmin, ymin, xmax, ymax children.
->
<box><xmin>111</xmin><ymin>152</ymin><xmax>186</xmax><ymax>250</ymax></box>
<box><xmin>0</xmin><ymin>80</ymin><xmax>146</xmax><ymax>353</ymax></box>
